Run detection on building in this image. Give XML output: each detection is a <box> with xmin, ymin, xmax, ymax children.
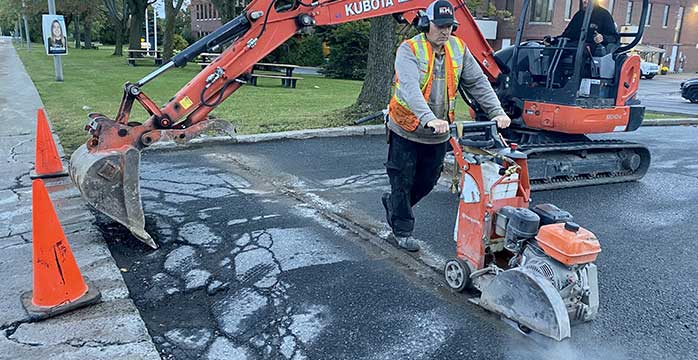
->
<box><xmin>190</xmin><ymin>0</ymin><xmax>223</xmax><ymax>39</ymax></box>
<box><xmin>492</xmin><ymin>0</ymin><xmax>698</xmax><ymax>72</ymax></box>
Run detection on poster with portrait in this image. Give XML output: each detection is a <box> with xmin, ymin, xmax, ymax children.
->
<box><xmin>42</xmin><ymin>15</ymin><xmax>68</xmax><ymax>55</ymax></box>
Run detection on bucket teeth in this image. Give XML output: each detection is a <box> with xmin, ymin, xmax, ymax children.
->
<box><xmin>69</xmin><ymin>144</ymin><xmax>156</xmax><ymax>249</ymax></box>
<box><xmin>478</xmin><ymin>267</ymin><xmax>571</xmax><ymax>341</ymax></box>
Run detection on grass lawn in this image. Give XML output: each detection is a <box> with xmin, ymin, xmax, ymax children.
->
<box><xmin>15</xmin><ymin>44</ymin><xmax>368</xmax><ymax>153</ymax></box>
<box><xmin>644</xmin><ymin>111</ymin><xmax>689</xmax><ymax>119</ymax></box>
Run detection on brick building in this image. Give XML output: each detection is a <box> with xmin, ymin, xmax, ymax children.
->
<box><xmin>190</xmin><ymin>0</ymin><xmax>223</xmax><ymax>39</ymax></box>
<box><xmin>493</xmin><ymin>0</ymin><xmax>698</xmax><ymax>72</ymax></box>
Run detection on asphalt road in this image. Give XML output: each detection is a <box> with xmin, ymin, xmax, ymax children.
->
<box><xmin>102</xmin><ymin>125</ymin><xmax>697</xmax><ymax>359</ymax></box>
<box><xmin>637</xmin><ymin>75</ymin><xmax>698</xmax><ymax>116</ymax></box>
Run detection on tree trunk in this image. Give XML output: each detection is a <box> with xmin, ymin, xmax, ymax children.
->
<box><xmin>74</xmin><ymin>15</ymin><xmax>80</xmax><ymax>49</ymax></box>
<box><xmin>163</xmin><ymin>0</ymin><xmax>184</xmax><ymax>61</ymax></box>
<box><xmin>104</xmin><ymin>0</ymin><xmax>127</xmax><ymax>56</ymax></box>
<box><xmin>352</xmin><ymin>16</ymin><xmax>397</xmax><ymax>114</ymax></box>
<box><xmin>84</xmin><ymin>19</ymin><xmax>93</xmax><ymax>48</ymax></box>
<box><xmin>113</xmin><ymin>21</ymin><xmax>123</xmax><ymax>56</ymax></box>
<box><xmin>127</xmin><ymin>0</ymin><xmax>148</xmax><ymax>50</ymax></box>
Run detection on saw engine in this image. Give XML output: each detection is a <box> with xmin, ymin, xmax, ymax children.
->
<box><xmin>497</xmin><ymin>205</ymin><xmax>600</xmax><ymax>324</ymax></box>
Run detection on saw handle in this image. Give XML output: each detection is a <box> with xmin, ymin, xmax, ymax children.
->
<box><xmin>450</xmin><ymin>121</ymin><xmax>505</xmax><ymax>149</ymax></box>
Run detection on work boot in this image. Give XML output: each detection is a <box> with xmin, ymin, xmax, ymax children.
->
<box><xmin>391</xmin><ymin>234</ymin><xmax>420</xmax><ymax>252</ymax></box>
<box><xmin>381</xmin><ymin>192</ymin><xmax>393</xmax><ymax>228</ymax></box>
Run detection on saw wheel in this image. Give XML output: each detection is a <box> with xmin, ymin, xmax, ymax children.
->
<box><xmin>444</xmin><ymin>258</ymin><xmax>471</xmax><ymax>292</ymax></box>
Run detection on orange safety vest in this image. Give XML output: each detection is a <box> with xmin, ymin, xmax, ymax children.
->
<box><xmin>389</xmin><ymin>33</ymin><xmax>465</xmax><ymax>132</ymax></box>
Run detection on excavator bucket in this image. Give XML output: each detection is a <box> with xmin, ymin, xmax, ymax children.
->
<box><xmin>69</xmin><ymin>144</ymin><xmax>156</xmax><ymax>249</ymax></box>
<box><xmin>478</xmin><ymin>267</ymin><xmax>571</xmax><ymax>341</ymax></box>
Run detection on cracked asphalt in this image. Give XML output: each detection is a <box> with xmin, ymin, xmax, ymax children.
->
<box><xmin>101</xmin><ymin>125</ymin><xmax>698</xmax><ymax>359</ymax></box>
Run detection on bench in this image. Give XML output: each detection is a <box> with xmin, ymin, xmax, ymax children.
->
<box><xmin>198</xmin><ymin>52</ymin><xmax>222</xmax><ymax>68</ymax></box>
<box><xmin>127</xmin><ymin>49</ymin><xmax>163</xmax><ymax>66</ymax></box>
<box><xmin>249</xmin><ymin>74</ymin><xmax>304</xmax><ymax>88</ymax></box>
<box><xmin>197</xmin><ymin>55</ymin><xmax>304</xmax><ymax>88</ymax></box>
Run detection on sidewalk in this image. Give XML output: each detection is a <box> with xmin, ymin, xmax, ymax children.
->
<box><xmin>0</xmin><ymin>37</ymin><xmax>158</xmax><ymax>359</ymax></box>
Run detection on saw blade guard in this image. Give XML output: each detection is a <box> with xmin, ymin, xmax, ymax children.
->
<box><xmin>479</xmin><ymin>267</ymin><xmax>571</xmax><ymax>341</ymax></box>
<box><xmin>69</xmin><ymin>144</ymin><xmax>156</xmax><ymax>249</ymax></box>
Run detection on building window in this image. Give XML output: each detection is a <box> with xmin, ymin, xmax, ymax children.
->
<box><xmin>564</xmin><ymin>0</ymin><xmax>573</xmax><ymax>20</ymax></box>
<box><xmin>625</xmin><ymin>1</ymin><xmax>633</xmax><ymax>25</ymax></box>
<box><xmin>530</xmin><ymin>0</ymin><xmax>554</xmax><ymax>23</ymax></box>
<box><xmin>662</xmin><ymin>4</ymin><xmax>669</xmax><ymax>27</ymax></box>
<box><xmin>196</xmin><ymin>4</ymin><xmax>200</xmax><ymax>20</ymax></box>
<box><xmin>645</xmin><ymin>3</ymin><xmax>652</xmax><ymax>26</ymax></box>
<box><xmin>674</xmin><ymin>6</ymin><xmax>684</xmax><ymax>43</ymax></box>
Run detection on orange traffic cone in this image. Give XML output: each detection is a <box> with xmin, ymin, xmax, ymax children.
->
<box><xmin>21</xmin><ymin>179</ymin><xmax>101</xmax><ymax>321</ymax></box>
<box><xmin>30</xmin><ymin>108</ymin><xmax>68</xmax><ymax>179</ymax></box>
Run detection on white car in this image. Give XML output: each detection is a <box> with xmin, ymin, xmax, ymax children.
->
<box><xmin>640</xmin><ymin>61</ymin><xmax>659</xmax><ymax>79</ymax></box>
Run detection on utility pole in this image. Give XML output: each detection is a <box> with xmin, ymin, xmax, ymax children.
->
<box><xmin>47</xmin><ymin>0</ymin><xmax>64</xmax><ymax>81</ymax></box>
<box><xmin>21</xmin><ymin>0</ymin><xmax>30</xmax><ymax>49</ymax></box>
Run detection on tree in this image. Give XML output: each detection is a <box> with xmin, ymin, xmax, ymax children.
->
<box><xmin>349</xmin><ymin>15</ymin><xmax>397</xmax><ymax>115</ymax></box>
<box><xmin>126</xmin><ymin>0</ymin><xmax>154</xmax><ymax>50</ymax></box>
<box><xmin>104</xmin><ymin>0</ymin><xmax>128</xmax><ymax>55</ymax></box>
<box><xmin>162</xmin><ymin>0</ymin><xmax>185</xmax><ymax>61</ymax></box>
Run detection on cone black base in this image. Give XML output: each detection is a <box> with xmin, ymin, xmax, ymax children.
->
<box><xmin>29</xmin><ymin>167</ymin><xmax>69</xmax><ymax>180</ymax></box>
<box><xmin>20</xmin><ymin>278</ymin><xmax>102</xmax><ymax>321</ymax></box>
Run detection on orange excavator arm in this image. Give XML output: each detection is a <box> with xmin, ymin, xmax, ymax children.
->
<box><xmin>71</xmin><ymin>0</ymin><xmax>502</xmax><ymax>247</ymax></box>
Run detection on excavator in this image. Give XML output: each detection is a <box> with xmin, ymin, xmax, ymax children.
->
<box><xmin>68</xmin><ymin>0</ymin><xmax>649</xmax><ymax>340</ymax></box>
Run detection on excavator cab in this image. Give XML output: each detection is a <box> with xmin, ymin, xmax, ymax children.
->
<box><xmin>493</xmin><ymin>0</ymin><xmax>650</xmax><ymax>115</ymax></box>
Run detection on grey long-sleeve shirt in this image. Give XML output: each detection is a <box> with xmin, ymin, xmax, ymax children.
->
<box><xmin>388</xmin><ymin>40</ymin><xmax>506</xmax><ymax>144</ymax></box>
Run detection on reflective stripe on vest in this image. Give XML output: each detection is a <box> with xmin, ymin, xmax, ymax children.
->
<box><xmin>389</xmin><ymin>34</ymin><xmax>465</xmax><ymax>132</ymax></box>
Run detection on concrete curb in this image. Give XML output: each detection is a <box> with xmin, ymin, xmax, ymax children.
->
<box><xmin>144</xmin><ymin>117</ymin><xmax>698</xmax><ymax>152</ymax></box>
<box><xmin>146</xmin><ymin>124</ymin><xmax>386</xmax><ymax>151</ymax></box>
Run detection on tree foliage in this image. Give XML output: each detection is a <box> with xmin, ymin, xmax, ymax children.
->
<box><xmin>323</xmin><ymin>21</ymin><xmax>370</xmax><ymax>80</ymax></box>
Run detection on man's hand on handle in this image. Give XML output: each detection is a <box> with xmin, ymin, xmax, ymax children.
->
<box><xmin>492</xmin><ymin>114</ymin><xmax>511</xmax><ymax>128</ymax></box>
<box><xmin>426</xmin><ymin>119</ymin><xmax>450</xmax><ymax>134</ymax></box>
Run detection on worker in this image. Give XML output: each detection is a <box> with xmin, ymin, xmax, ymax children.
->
<box><xmin>382</xmin><ymin>0</ymin><xmax>511</xmax><ymax>252</ymax></box>
<box><xmin>548</xmin><ymin>0</ymin><xmax>619</xmax><ymax>54</ymax></box>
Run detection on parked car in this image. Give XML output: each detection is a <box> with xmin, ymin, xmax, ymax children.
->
<box><xmin>681</xmin><ymin>78</ymin><xmax>698</xmax><ymax>103</ymax></box>
<box><xmin>640</xmin><ymin>61</ymin><xmax>659</xmax><ymax>79</ymax></box>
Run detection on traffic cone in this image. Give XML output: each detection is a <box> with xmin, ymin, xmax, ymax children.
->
<box><xmin>30</xmin><ymin>108</ymin><xmax>68</xmax><ymax>179</ymax></box>
<box><xmin>21</xmin><ymin>179</ymin><xmax>101</xmax><ymax>321</ymax></box>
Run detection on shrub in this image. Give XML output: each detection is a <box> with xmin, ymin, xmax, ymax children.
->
<box><xmin>173</xmin><ymin>33</ymin><xmax>188</xmax><ymax>51</ymax></box>
<box><xmin>322</xmin><ymin>21</ymin><xmax>370</xmax><ymax>80</ymax></box>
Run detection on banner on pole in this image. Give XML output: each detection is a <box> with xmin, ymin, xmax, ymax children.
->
<box><xmin>42</xmin><ymin>15</ymin><xmax>67</xmax><ymax>55</ymax></box>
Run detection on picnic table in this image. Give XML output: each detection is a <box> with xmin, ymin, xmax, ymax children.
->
<box><xmin>127</xmin><ymin>49</ymin><xmax>163</xmax><ymax>66</ymax></box>
<box><xmin>251</xmin><ymin>63</ymin><xmax>302</xmax><ymax>88</ymax></box>
<box><xmin>197</xmin><ymin>54</ymin><xmax>303</xmax><ymax>88</ymax></box>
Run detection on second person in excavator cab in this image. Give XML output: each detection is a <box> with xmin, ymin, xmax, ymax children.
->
<box><xmin>545</xmin><ymin>0</ymin><xmax>619</xmax><ymax>56</ymax></box>
<box><xmin>382</xmin><ymin>0</ymin><xmax>511</xmax><ymax>252</ymax></box>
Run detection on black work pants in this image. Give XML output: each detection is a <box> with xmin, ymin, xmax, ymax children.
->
<box><xmin>385</xmin><ymin>131</ymin><xmax>448</xmax><ymax>237</ymax></box>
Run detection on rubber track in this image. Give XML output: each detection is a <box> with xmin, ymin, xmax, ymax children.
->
<box><xmin>519</xmin><ymin>139</ymin><xmax>651</xmax><ymax>191</ymax></box>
